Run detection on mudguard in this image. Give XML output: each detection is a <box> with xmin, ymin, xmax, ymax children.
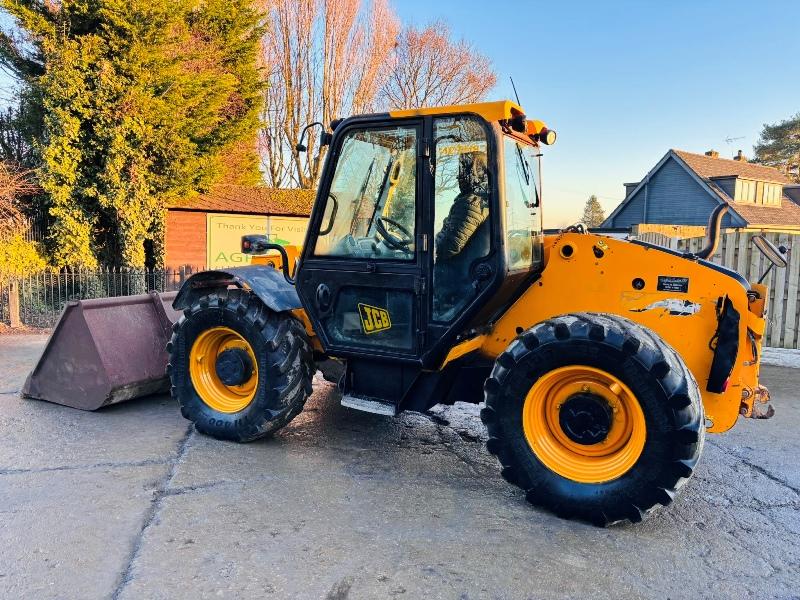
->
<box><xmin>172</xmin><ymin>266</ymin><xmax>302</xmax><ymax>313</ymax></box>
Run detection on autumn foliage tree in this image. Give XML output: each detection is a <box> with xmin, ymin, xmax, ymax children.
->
<box><xmin>0</xmin><ymin>163</ymin><xmax>44</xmax><ymax>279</ymax></box>
<box><xmin>0</xmin><ymin>163</ymin><xmax>36</xmax><ymax>239</ymax></box>
<box><xmin>381</xmin><ymin>22</ymin><xmax>497</xmax><ymax>109</ymax></box>
<box><xmin>259</xmin><ymin>1</ymin><xmax>496</xmax><ymax>189</ymax></box>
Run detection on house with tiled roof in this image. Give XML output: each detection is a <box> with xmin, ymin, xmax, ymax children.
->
<box><xmin>602</xmin><ymin>149</ymin><xmax>800</xmax><ymax>233</ymax></box>
<box><xmin>165</xmin><ymin>185</ymin><xmax>315</xmax><ymax>269</ymax></box>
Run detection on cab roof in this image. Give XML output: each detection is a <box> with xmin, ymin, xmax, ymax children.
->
<box><xmin>389</xmin><ymin>100</ymin><xmax>526</xmax><ymax>122</ymax></box>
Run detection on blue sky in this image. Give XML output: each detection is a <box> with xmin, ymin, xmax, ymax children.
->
<box><xmin>395</xmin><ymin>0</ymin><xmax>800</xmax><ymax>226</ymax></box>
<box><xmin>1</xmin><ymin>2</ymin><xmax>797</xmax><ymax>228</ymax></box>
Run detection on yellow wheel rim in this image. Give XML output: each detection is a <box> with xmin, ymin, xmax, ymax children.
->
<box><xmin>189</xmin><ymin>326</ymin><xmax>258</xmax><ymax>413</ymax></box>
<box><xmin>522</xmin><ymin>366</ymin><xmax>646</xmax><ymax>484</ymax></box>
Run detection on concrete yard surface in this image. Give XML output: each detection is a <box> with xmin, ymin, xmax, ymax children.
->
<box><xmin>1</xmin><ymin>334</ymin><xmax>799</xmax><ymax>599</ymax></box>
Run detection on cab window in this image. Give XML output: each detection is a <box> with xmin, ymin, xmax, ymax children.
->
<box><xmin>314</xmin><ymin>126</ymin><xmax>417</xmax><ymax>260</ymax></box>
<box><xmin>503</xmin><ymin>137</ymin><xmax>541</xmax><ymax>271</ymax></box>
<box><xmin>432</xmin><ymin>116</ymin><xmax>491</xmax><ymax>322</ymax></box>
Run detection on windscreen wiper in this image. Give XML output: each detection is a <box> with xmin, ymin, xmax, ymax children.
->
<box><xmin>516</xmin><ymin>143</ymin><xmax>530</xmax><ymax>185</ymax></box>
<box><xmin>349</xmin><ymin>158</ymin><xmax>375</xmax><ymax>236</ymax></box>
<box><xmin>367</xmin><ymin>155</ymin><xmax>395</xmax><ymax>237</ymax></box>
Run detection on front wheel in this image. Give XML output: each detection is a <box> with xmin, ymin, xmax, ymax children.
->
<box><xmin>167</xmin><ymin>289</ymin><xmax>315</xmax><ymax>442</ymax></box>
<box><xmin>481</xmin><ymin>313</ymin><xmax>704</xmax><ymax>525</ymax></box>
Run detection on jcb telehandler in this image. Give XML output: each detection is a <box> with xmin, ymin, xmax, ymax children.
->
<box><xmin>162</xmin><ymin>101</ymin><xmax>775</xmax><ymax>525</ymax></box>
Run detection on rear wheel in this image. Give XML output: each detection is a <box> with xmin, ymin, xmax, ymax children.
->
<box><xmin>481</xmin><ymin>313</ymin><xmax>704</xmax><ymax>525</ymax></box>
<box><xmin>168</xmin><ymin>289</ymin><xmax>315</xmax><ymax>442</ymax></box>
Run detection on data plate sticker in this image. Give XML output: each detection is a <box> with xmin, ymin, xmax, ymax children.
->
<box><xmin>657</xmin><ymin>276</ymin><xmax>689</xmax><ymax>293</ymax></box>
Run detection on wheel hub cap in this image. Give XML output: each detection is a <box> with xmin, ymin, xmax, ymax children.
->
<box><xmin>215</xmin><ymin>348</ymin><xmax>254</xmax><ymax>387</ymax></box>
<box><xmin>188</xmin><ymin>327</ymin><xmax>259</xmax><ymax>413</ymax></box>
<box><xmin>522</xmin><ymin>366</ymin><xmax>647</xmax><ymax>484</ymax></box>
<box><xmin>558</xmin><ymin>393</ymin><xmax>613</xmax><ymax>445</ymax></box>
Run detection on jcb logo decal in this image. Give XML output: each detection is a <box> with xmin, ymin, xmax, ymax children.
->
<box><xmin>358</xmin><ymin>303</ymin><xmax>392</xmax><ymax>334</ymax></box>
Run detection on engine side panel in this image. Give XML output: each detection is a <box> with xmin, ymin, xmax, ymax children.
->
<box><xmin>479</xmin><ymin>233</ymin><xmax>764</xmax><ymax>433</ymax></box>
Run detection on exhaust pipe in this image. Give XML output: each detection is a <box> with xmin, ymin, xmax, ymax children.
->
<box><xmin>688</xmin><ymin>202</ymin><xmax>729</xmax><ymax>260</ymax></box>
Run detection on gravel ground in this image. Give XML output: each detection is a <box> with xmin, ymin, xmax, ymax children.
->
<box><xmin>1</xmin><ymin>334</ymin><xmax>799</xmax><ymax>600</ymax></box>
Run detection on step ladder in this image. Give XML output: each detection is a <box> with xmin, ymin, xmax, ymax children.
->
<box><xmin>340</xmin><ymin>393</ymin><xmax>398</xmax><ymax>416</ymax></box>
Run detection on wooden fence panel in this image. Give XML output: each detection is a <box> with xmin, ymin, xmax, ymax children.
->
<box><xmin>652</xmin><ymin>230</ymin><xmax>799</xmax><ymax>349</ymax></box>
<box><xmin>636</xmin><ymin>232</ymin><xmax>677</xmax><ymax>249</ymax></box>
<box><xmin>723</xmin><ymin>231</ymin><xmax>736</xmax><ymax>273</ymax></box>
<box><xmin>784</xmin><ymin>236</ymin><xmax>800</xmax><ymax>348</ymax></box>
<box><xmin>770</xmin><ymin>233</ymin><xmax>789</xmax><ymax>347</ymax></box>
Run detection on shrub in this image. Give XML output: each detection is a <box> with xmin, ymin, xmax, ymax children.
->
<box><xmin>0</xmin><ymin>233</ymin><xmax>46</xmax><ymax>283</ymax></box>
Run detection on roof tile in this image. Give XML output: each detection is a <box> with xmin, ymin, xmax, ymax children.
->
<box><xmin>673</xmin><ymin>150</ymin><xmax>794</xmax><ymax>184</ymax></box>
<box><xmin>672</xmin><ymin>150</ymin><xmax>800</xmax><ymax>227</ymax></box>
<box><xmin>170</xmin><ymin>185</ymin><xmax>315</xmax><ymax>216</ymax></box>
<box><xmin>729</xmin><ymin>196</ymin><xmax>800</xmax><ymax>227</ymax></box>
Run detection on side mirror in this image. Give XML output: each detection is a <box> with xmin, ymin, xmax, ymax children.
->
<box><xmin>241</xmin><ymin>234</ymin><xmax>272</xmax><ymax>255</ymax></box>
<box><xmin>752</xmin><ymin>234</ymin><xmax>788</xmax><ymax>268</ymax></box>
<box><xmin>752</xmin><ymin>234</ymin><xmax>788</xmax><ymax>284</ymax></box>
<box><xmin>241</xmin><ymin>235</ymin><xmax>295</xmax><ymax>284</ymax></box>
<box><xmin>296</xmin><ymin>123</ymin><xmax>332</xmax><ymax>154</ymax></box>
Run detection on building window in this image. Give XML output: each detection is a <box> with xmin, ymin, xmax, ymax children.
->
<box><xmin>735</xmin><ymin>178</ymin><xmax>782</xmax><ymax>205</ymax></box>
<box><xmin>764</xmin><ymin>183</ymin><xmax>782</xmax><ymax>206</ymax></box>
<box><xmin>736</xmin><ymin>178</ymin><xmax>756</xmax><ymax>203</ymax></box>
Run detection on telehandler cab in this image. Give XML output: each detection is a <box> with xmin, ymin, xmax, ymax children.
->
<box><xmin>166</xmin><ymin>100</ymin><xmax>776</xmax><ymax>525</ymax></box>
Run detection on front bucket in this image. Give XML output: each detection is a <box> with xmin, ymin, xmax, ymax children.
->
<box><xmin>22</xmin><ymin>291</ymin><xmax>182</xmax><ymax>410</ymax></box>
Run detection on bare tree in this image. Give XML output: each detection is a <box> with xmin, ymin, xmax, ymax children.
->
<box><xmin>259</xmin><ymin>0</ymin><xmax>319</xmax><ymax>188</ymax></box>
<box><xmin>351</xmin><ymin>0</ymin><xmax>399</xmax><ymax>114</ymax></box>
<box><xmin>380</xmin><ymin>22</ymin><xmax>496</xmax><ymax>109</ymax></box>
<box><xmin>259</xmin><ymin>60</ymin><xmax>292</xmax><ymax>187</ymax></box>
<box><xmin>258</xmin><ymin>5</ymin><xmax>496</xmax><ymax>189</ymax></box>
<box><xmin>0</xmin><ymin>162</ymin><xmax>37</xmax><ymax>240</ymax></box>
<box><xmin>259</xmin><ymin>0</ymin><xmax>401</xmax><ymax>188</ymax></box>
<box><xmin>321</xmin><ymin>0</ymin><xmax>362</xmax><ymax>127</ymax></box>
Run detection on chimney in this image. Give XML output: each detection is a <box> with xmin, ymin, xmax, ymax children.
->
<box><xmin>705</xmin><ymin>150</ymin><xmax>719</xmax><ymax>158</ymax></box>
<box><xmin>734</xmin><ymin>149</ymin><xmax>747</xmax><ymax>161</ymax></box>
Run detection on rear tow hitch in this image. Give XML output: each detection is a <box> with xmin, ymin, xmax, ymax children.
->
<box><xmin>740</xmin><ymin>385</ymin><xmax>775</xmax><ymax>419</ymax></box>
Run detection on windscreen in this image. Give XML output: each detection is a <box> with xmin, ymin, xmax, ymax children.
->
<box><xmin>314</xmin><ymin>126</ymin><xmax>418</xmax><ymax>261</ymax></box>
<box><xmin>503</xmin><ymin>136</ymin><xmax>543</xmax><ymax>271</ymax></box>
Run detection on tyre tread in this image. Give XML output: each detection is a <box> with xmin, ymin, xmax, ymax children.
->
<box><xmin>483</xmin><ymin>312</ymin><xmax>704</xmax><ymax>526</ymax></box>
<box><xmin>166</xmin><ymin>290</ymin><xmax>316</xmax><ymax>443</ymax></box>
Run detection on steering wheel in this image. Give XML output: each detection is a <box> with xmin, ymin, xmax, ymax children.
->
<box><xmin>375</xmin><ymin>217</ymin><xmax>414</xmax><ymax>251</ymax></box>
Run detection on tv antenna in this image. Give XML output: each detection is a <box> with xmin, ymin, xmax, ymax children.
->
<box><xmin>724</xmin><ymin>136</ymin><xmax>745</xmax><ymax>145</ymax></box>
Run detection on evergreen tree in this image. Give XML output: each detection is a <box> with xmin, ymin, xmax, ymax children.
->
<box><xmin>753</xmin><ymin>113</ymin><xmax>800</xmax><ymax>183</ymax></box>
<box><xmin>581</xmin><ymin>195</ymin><xmax>605</xmax><ymax>228</ymax></box>
<box><xmin>0</xmin><ymin>0</ymin><xmax>264</xmax><ymax>268</ymax></box>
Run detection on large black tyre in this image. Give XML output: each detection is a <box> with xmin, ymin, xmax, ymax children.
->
<box><xmin>167</xmin><ymin>289</ymin><xmax>315</xmax><ymax>442</ymax></box>
<box><xmin>480</xmin><ymin>313</ymin><xmax>704</xmax><ymax>525</ymax></box>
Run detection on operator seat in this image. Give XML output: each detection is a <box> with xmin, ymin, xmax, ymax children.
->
<box><xmin>433</xmin><ymin>151</ymin><xmax>491</xmax><ymax>320</ymax></box>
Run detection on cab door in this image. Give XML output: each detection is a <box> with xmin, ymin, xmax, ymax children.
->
<box><xmin>295</xmin><ymin>118</ymin><xmax>428</xmax><ymax>362</ymax></box>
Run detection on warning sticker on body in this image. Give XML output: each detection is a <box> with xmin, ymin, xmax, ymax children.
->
<box><xmin>657</xmin><ymin>276</ymin><xmax>689</xmax><ymax>293</ymax></box>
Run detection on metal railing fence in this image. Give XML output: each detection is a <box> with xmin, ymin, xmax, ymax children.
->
<box><xmin>1</xmin><ymin>266</ymin><xmax>204</xmax><ymax>328</ymax></box>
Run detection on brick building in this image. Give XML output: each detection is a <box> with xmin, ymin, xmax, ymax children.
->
<box><xmin>165</xmin><ymin>185</ymin><xmax>315</xmax><ymax>269</ymax></box>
